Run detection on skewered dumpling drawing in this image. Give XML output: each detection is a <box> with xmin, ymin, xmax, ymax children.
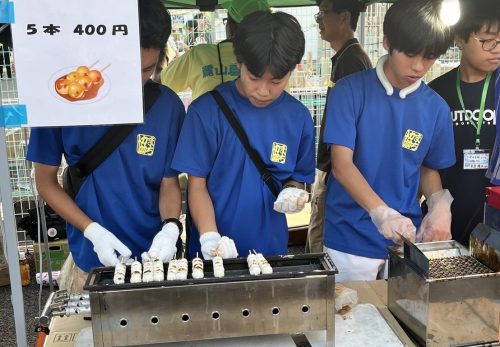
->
<box><xmin>54</xmin><ymin>64</ymin><xmax>107</xmax><ymax>101</ymax></box>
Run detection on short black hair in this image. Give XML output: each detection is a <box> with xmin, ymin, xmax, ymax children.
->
<box><xmin>139</xmin><ymin>0</ymin><xmax>171</xmax><ymax>50</ymax></box>
<box><xmin>316</xmin><ymin>0</ymin><xmax>366</xmax><ymax>31</ymax></box>
<box><xmin>384</xmin><ymin>0</ymin><xmax>452</xmax><ymax>59</ymax></box>
<box><xmin>233</xmin><ymin>11</ymin><xmax>305</xmax><ymax>79</ymax></box>
<box><xmin>454</xmin><ymin>0</ymin><xmax>500</xmax><ymax>42</ymax></box>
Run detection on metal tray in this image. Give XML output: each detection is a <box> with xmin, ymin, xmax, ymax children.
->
<box><xmin>84</xmin><ymin>253</ymin><xmax>337</xmax><ymax>291</ymax></box>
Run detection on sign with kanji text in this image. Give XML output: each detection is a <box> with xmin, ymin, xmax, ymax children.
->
<box><xmin>11</xmin><ymin>0</ymin><xmax>143</xmax><ymax>127</ymax></box>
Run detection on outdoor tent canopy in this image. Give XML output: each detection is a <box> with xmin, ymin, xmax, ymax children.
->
<box><xmin>161</xmin><ymin>0</ymin><xmax>393</xmax><ymax>10</ymax></box>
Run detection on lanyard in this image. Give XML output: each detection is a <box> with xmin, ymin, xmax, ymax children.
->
<box><xmin>455</xmin><ymin>69</ymin><xmax>492</xmax><ymax>148</ymax></box>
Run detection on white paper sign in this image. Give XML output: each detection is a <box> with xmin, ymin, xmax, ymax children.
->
<box><xmin>11</xmin><ymin>0</ymin><xmax>143</xmax><ymax>127</ymax></box>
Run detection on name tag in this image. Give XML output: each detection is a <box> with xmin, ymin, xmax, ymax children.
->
<box><xmin>463</xmin><ymin>149</ymin><xmax>490</xmax><ymax>170</ymax></box>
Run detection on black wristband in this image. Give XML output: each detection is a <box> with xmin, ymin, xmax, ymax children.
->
<box><xmin>161</xmin><ymin>218</ymin><xmax>183</xmax><ymax>232</ymax></box>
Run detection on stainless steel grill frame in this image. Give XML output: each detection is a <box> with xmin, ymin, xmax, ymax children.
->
<box><xmin>388</xmin><ymin>240</ymin><xmax>500</xmax><ymax>346</ymax></box>
<box><xmin>84</xmin><ymin>253</ymin><xmax>337</xmax><ymax>347</ymax></box>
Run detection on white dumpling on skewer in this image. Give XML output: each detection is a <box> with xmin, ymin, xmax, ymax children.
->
<box><xmin>192</xmin><ymin>253</ymin><xmax>204</xmax><ymax>279</ymax></box>
<box><xmin>247</xmin><ymin>251</ymin><xmax>261</xmax><ymax>276</ymax></box>
<box><xmin>167</xmin><ymin>259</ymin><xmax>178</xmax><ymax>281</ymax></box>
<box><xmin>113</xmin><ymin>262</ymin><xmax>126</xmax><ymax>284</ymax></box>
<box><xmin>153</xmin><ymin>258</ymin><xmax>165</xmax><ymax>282</ymax></box>
<box><xmin>176</xmin><ymin>258</ymin><xmax>188</xmax><ymax>280</ymax></box>
<box><xmin>255</xmin><ymin>252</ymin><xmax>273</xmax><ymax>275</ymax></box>
<box><xmin>142</xmin><ymin>260</ymin><xmax>154</xmax><ymax>283</ymax></box>
<box><xmin>130</xmin><ymin>259</ymin><xmax>142</xmax><ymax>283</ymax></box>
<box><xmin>212</xmin><ymin>256</ymin><xmax>225</xmax><ymax>278</ymax></box>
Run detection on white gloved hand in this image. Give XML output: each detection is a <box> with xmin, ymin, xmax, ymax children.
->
<box><xmin>416</xmin><ymin>189</ymin><xmax>453</xmax><ymax>242</ymax></box>
<box><xmin>217</xmin><ymin>236</ymin><xmax>239</xmax><ymax>258</ymax></box>
<box><xmin>145</xmin><ymin>221</ymin><xmax>179</xmax><ymax>262</ymax></box>
<box><xmin>200</xmin><ymin>231</ymin><xmax>221</xmax><ymax>260</ymax></box>
<box><xmin>84</xmin><ymin>222</ymin><xmax>132</xmax><ymax>266</ymax></box>
<box><xmin>369</xmin><ymin>206</ymin><xmax>416</xmax><ymax>243</ymax></box>
<box><xmin>200</xmin><ymin>232</ymin><xmax>239</xmax><ymax>259</ymax></box>
<box><xmin>273</xmin><ymin>187</ymin><xmax>309</xmax><ymax>214</ymax></box>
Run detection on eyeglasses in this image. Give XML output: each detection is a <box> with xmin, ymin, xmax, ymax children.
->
<box><xmin>472</xmin><ymin>36</ymin><xmax>500</xmax><ymax>52</ymax></box>
<box><xmin>314</xmin><ymin>9</ymin><xmax>332</xmax><ymax>22</ymax></box>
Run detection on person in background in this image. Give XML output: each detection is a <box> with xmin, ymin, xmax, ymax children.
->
<box><xmin>194</xmin><ymin>13</ymin><xmax>211</xmax><ymax>44</ymax></box>
<box><xmin>323</xmin><ymin>0</ymin><xmax>455</xmax><ymax>282</ymax></box>
<box><xmin>26</xmin><ymin>0</ymin><xmax>185</xmax><ymax>291</ymax></box>
<box><xmin>161</xmin><ymin>0</ymin><xmax>270</xmax><ymax>101</ymax></box>
<box><xmin>184</xmin><ymin>19</ymin><xmax>198</xmax><ymax>48</ymax></box>
<box><xmin>171</xmin><ymin>11</ymin><xmax>315</xmax><ymax>260</ymax></box>
<box><xmin>306</xmin><ymin>0</ymin><xmax>372</xmax><ymax>253</ymax></box>
<box><xmin>429</xmin><ymin>0</ymin><xmax>500</xmax><ymax>246</ymax></box>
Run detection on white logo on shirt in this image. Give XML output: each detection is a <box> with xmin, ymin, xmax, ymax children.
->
<box><xmin>451</xmin><ymin>109</ymin><xmax>496</xmax><ymax>126</ymax></box>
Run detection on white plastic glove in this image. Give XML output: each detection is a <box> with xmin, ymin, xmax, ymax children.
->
<box><xmin>369</xmin><ymin>206</ymin><xmax>416</xmax><ymax>243</ymax></box>
<box><xmin>273</xmin><ymin>187</ymin><xmax>309</xmax><ymax>214</ymax></box>
<box><xmin>200</xmin><ymin>232</ymin><xmax>238</xmax><ymax>259</ymax></box>
<box><xmin>84</xmin><ymin>222</ymin><xmax>132</xmax><ymax>266</ymax></box>
<box><xmin>416</xmin><ymin>189</ymin><xmax>453</xmax><ymax>243</ymax></box>
<box><xmin>145</xmin><ymin>222</ymin><xmax>179</xmax><ymax>263</ymax></box>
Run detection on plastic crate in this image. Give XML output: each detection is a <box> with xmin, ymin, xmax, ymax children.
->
<box><xmin>34</xmin><ymin>239</ymin><xmax>70</xmax><ymax>272</ymax></box>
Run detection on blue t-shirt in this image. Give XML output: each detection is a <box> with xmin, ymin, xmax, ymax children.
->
<box><xmin>323</xmin><ymin>69</ymin><xmax>455</xmax><ymax>259</ymax></box>
<box><xmin>27</xmin><ymin>84</ymin><xmax>185</xmax><ymax>271</ymax></box>
<box><xmin>171</xmin><ymin>81</ymin><xmax>315</xmax><ymax>258</ymax></box>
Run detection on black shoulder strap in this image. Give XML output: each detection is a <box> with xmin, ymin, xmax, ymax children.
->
<box><xmin>210</xmin><ymin>90</ymin><xmax>279</xmax><ymax>197</ymax></box>
<box><xmin>74</xmin><ymin>80</ymin><xmax>162</xmax><ymax>177</ymax></box>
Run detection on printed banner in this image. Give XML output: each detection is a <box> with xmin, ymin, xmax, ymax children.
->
<box><xmin>11</xmin><ymin>0</ymin><xmax>143</xmax><ymax>127</ymax></box>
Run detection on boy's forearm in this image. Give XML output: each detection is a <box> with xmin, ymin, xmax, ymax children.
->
<box><xmin>331</xmin><ymin>146</ymin><xmax>385</xmax><ymax>212</ymax></box>
<box><xmin>187</xmin><ymin>176</ymin><xmax>218</xmax><ymax>235</ymax></box>
<box><xmin>159</xmin><ymin>177</ymin><xmax>182</xmax><ymax>220</ymax></box>
<box><xmin>34</xmin><ymin>163</ymin><xmax>92</xmax><ymax>232</ymax></box>
<box><xmin>420</xmin><ymin>166</ymin><xmax>443</xmax><ymax>199</ymax></box>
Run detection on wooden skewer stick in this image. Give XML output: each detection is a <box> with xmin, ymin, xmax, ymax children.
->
<box><xmin>100</xmin><ymin>63</ymin><xmax>111</xmax><ymax>72</ymax></box>
<box><xmin>88</xmin><ymin>60</ymin><xmax>100</xmax><ymax>69</ymax></box>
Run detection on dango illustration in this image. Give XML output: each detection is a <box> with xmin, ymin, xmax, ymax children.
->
<box><xmin>53</xmin><ymin>62</ymin><xmax>110</xmax><ymax>102</ymax></box>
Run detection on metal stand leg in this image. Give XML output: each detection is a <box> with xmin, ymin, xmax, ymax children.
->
<box><xmin>37</xmin><ymin>196</ymin><xmax>54</xmax><ymax>292</ymax></box>
<box><xmin>0</xmin><ymin>127</ymin><xmax>28</xmax><ymax>347</ymax></box>
<box><xmin>326</xmin><ymin>276</ymin><xmax>335</xmax><ymax>347</ymax></box>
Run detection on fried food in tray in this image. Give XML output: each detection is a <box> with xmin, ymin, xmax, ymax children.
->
<box><xmin>54</xmin><ymin>65</ymin><xmax>105</xmax><ymax>101</ymax></box>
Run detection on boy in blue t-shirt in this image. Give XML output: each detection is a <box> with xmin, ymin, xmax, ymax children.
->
<box><xmin>27</xmin><ymin>0</ymin><xmax>184</xmax><ymax>290</ymax></box>
<box><xmin>323</xmin><ymin>0</ymin><xmax>456</xmax><ymax>282</ymax></box>
<box><xmin>171</xmin><ymin>11</ymin><xmax>315</xmax><ymax>260</ymax></box>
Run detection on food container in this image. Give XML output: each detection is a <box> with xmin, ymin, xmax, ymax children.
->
<box><xmin>387</xmin><ymin>232</ymin><xmax>500</xmax><ymax>346</ymax></box>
